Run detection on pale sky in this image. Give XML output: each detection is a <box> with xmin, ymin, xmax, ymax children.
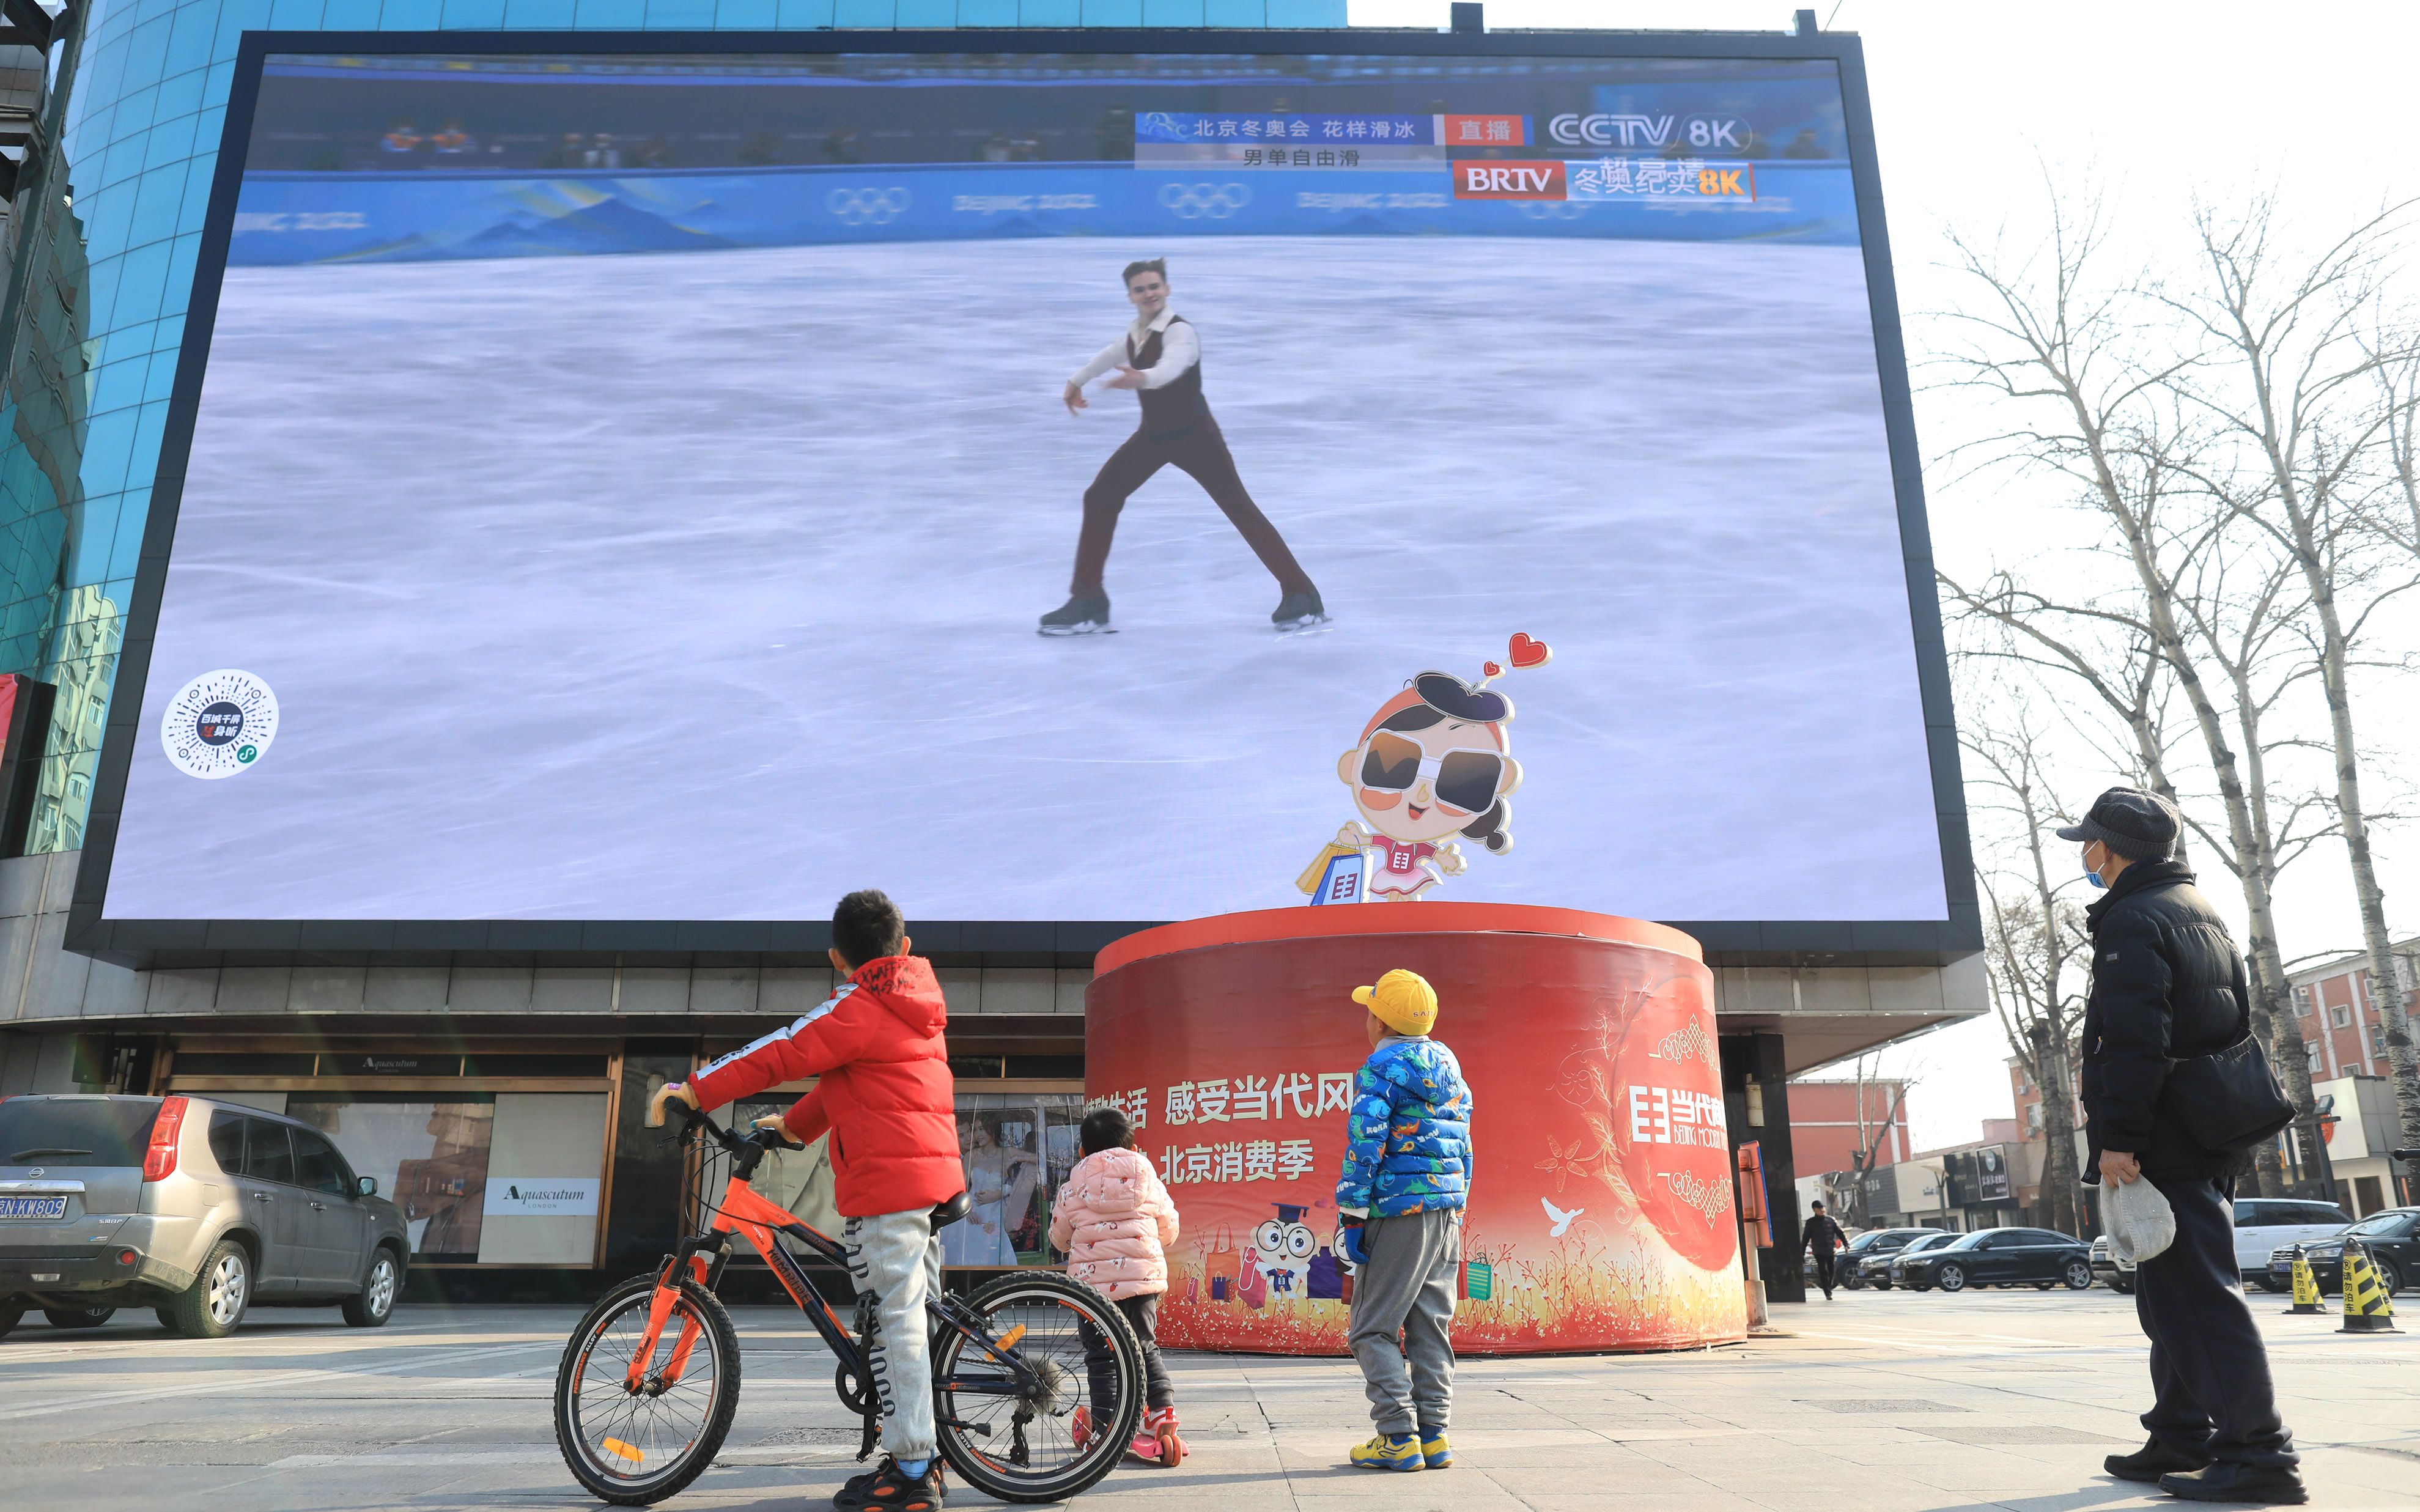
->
<box><xmin>1349</xmin><ymin>1</ymin><xmax>2420</xmax><ymax>1150</ymax></box>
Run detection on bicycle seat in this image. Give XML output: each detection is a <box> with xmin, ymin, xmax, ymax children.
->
<box><xmin>930</xmin><ymin>1190</ymin><xmax>973</xmax><ymax>1230</ymax></box>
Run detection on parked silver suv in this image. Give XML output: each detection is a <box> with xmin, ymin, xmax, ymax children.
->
<box><xmin>1</xmin><ymin>1093</ymin><xmax>408</xmax><ymax>1338</ymax></box>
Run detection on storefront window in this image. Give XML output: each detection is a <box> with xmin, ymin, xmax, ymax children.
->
<box><xmin>289</xmin><ymin>1096</ymin><xmax>495</xmax><ymax>1262</ymax></box>
<box><xmin>701</xmin><ymin>1090</ymin><xmax>1085</xmax><ymax>1269</ymax></box>
<box><xmin>283</xmin><ymin>1091</ymin><xmax>611</xmax><ymax>1265</ymax></box>
<box><xmin>950</xmin><ymin>1093</ymin><xmax>1085</xmax><ymax>1268</ymax></box>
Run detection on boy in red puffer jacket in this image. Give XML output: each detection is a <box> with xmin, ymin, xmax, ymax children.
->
<box><xmin>1050</xmin><ymin>1106</ymin><xmax>1184</xmax><ymax>1467</ymax></box>
<box><xmin>649</xmin><ymin>890</ymin><xmax>957</xmax><ymax>1512</ymax></box>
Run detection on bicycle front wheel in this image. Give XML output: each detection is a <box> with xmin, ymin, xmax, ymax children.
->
<box><xmin>934</xmin><ymin>1271</ymin><xmax>1144</xmax><ymax>1503</ymax></box>
<box><xmin>555</xmin><ymin>1274</ymin><xmax>741</xmax><ymax>1506</ymax></box>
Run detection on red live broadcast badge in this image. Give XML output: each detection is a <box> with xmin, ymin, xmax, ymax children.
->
<box><xmin>1452</xmin><ymin>160</ymin><xmax>1566</xmax><ymax>201</ymax></box>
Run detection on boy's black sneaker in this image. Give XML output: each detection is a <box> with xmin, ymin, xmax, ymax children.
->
<box><xmin>833</xmin><ymin>1455</ymin><xmax>944</xmax><ymax>1511</ymax></box>
<box><xmin>1038</xmin><ymin>596</ymin><xmax>1112</xmax><ymax>636</ymax></box>
<box><xmin>1272</xmin><ymin>591</ymin><xmax>1328</xmax><ymax>631</ymax></box>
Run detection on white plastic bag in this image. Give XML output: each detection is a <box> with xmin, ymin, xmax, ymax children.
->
<box><xmin>2104</xmin><ymin>1176</ymin><xmax>2176</xmax><ymax>1266</ymax></box>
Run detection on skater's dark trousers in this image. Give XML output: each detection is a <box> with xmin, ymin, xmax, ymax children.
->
<box><xmin>1077</xmin><ymin>1293</ymin><xmax>1175</xmax><ymax>1419</ymax></box>
<box><xmin>1811</xmin><ymin>1249</ymin><xmax>1836</xmax><ymax>1295</ymax></box>
<box><xmin>1071</xmin><ymin>416</ymin><xmax>1314</xmax><ymax>597</ymax></box>
<box><xmin>2134</xmin><ymin>1175</ymin><xmax>2296</xmax><ymax>1468</ymax></box>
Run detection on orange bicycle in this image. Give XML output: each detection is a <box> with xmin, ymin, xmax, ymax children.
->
<box><xmin>553</xmin><ymin>1105</ymin><xmax>1142</xmax><ymax>1505</ymax></box>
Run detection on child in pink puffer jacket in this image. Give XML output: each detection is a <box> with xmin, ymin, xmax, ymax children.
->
<box><xmin>1050</xmin><ymin>1106</ymin><xmax>1184</xmax><ymax>1467</ymax></box>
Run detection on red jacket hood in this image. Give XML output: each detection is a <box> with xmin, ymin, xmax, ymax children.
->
<box><xmin>848</xmin><ymin>954</ymin><xmax>949</xmax><ymax>1035</ymax></box>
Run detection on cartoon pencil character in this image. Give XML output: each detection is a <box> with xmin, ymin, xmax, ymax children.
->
<box><xmin>1303</xmin><ymin>634</ymin><xmax>1551</xmax><ymax>903</ymax></box>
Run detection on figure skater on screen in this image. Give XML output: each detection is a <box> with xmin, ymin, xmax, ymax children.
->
<box><xmin>1040</xmin><ymin>257</ymin><xmax>1326</xmax><ymax>638</ymax></box>
<box><xmin>1297</xmin><ymin>635</ymin><xmax>1552</xmax><ymax>905</ymax></box>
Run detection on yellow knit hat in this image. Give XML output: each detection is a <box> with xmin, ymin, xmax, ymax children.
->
<box><xmin>1353</xmin><ymin>968</ymin><xmax>1438</xmax><ymax>1037</ymax></box>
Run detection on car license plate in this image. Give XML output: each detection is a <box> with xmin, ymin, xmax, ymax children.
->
<box><xmin>0</xmin><ymin>1195</ymin><xmax>69</xmax><ymax>1220</ymax></box>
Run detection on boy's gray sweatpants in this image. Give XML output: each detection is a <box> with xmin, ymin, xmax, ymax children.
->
<box><xmin>1347</xmin><ymin>1208</ymin><xmax>1461</xmax><ymax>1437</ymax></box>
<box><xmin>844</xmin><ymin>1208</ymin><xmax>945</xmax><ymax>1461</ymax></box>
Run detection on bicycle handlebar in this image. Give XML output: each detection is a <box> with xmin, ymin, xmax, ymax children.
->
<box><xmin>668</xmin><ymin>1100</ymin><xmax>732</xmax><ymax>1147</ymax></box>
<box><xmin>668</xmin><ymin>1100</ymin><xmax>802</xmax><ymax>1157</ymax></box>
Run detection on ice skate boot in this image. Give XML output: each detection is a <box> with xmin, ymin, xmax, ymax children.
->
<box><xmin>1271</xmin><ymin>590</ymin><xmax>1328</xmax><ymax>632</ymax></box>
<box><xmin>1038</xmin><ymin>595</ymin><xmax>1112</xmax><ymax>636</ymax></box>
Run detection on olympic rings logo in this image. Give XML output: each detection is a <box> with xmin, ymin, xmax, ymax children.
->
<box><xmin>827</xmin><ymin>186</ymin><xmax>912</xmax><ymax>226</ymax></box>
<box><xmin>1515</xmin><ymin>201</ymin><xmax>1589</xmax><ymax>221</ymax></box>
<box><xmin>1157</xmin><ymin>182</ymin><xmax>1251</xmax><ymax>220</ymax></box>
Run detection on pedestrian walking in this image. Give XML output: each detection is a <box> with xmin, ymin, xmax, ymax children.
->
<box><xmin>1802</xmin><ymin>1200</ymin><xmax>1848</xmax><ymax>1300</ymax></box>
<box><xmin>2062</xmin><ymin>787</ymin><xmax>2306</xmax><ymax>1505</ymax></box>
<box><xmin>1334</xmin><ymin>968</ymin><xmax>1472</xmax><ymax>1473</ymax></box>
<box><xmin>1042</xmin><ymin>258</ymin><xmax>1324</xmax><ymax>636</ymax></box>
<box><xmin>1050</xmin><ymin>1105</ymin><xmax>1187</xmax><ymax>1467</ymax></box>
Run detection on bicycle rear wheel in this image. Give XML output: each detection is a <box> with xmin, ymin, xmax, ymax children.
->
<box><xmin>933</xmin><ymin>1271</ymin><xmax>1143</xmax><ymax>1503</ymax></box>
<box><xmin>555</xmin><ymin>1274</ymin><xmax>741</xmax><ymax>1506</ymax></box>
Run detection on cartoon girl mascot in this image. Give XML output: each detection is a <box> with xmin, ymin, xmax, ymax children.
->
<box><xmin>1300</xmin><ymin>635</ymin><xmax>1551</xmax><ymax>903</ymax></box>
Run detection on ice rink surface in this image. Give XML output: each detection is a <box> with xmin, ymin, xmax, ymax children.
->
<box><xmin>107</xmin><ymin>235</ymin><xmax>1948</xmax><ymax>923</ymax></box>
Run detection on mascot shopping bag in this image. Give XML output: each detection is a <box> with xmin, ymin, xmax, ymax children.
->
<box><xmin>1204</xmin><ymin>1225</ymin><xmax>1239</xmax><ymax>1301</ymax></box>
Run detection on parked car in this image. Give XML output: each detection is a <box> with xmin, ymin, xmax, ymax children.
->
<box><xmin>0</xmin><ymin>1093</ymin><xmax>408</xmax><ymax>1340</ymax></box>
<box><xmin>1832</xmin><ymin>1226</ymin><xmax>1935</xmax><ymax>1291</ymax></box>
<box><xmin>2230</xmin><ymin>1197</ymin><xmax>2352</xmax><ymax>1291</ymax></box>
<box><xmin>1894</xmin><ymin>1226</ymin><xmax>2094</xmax><ymax>1293</ymax></box>
<box><xmin>2266</xmin><ymin>1207</ymin><xmax>2419</xmax><ymax>1297</ymax></box>
<box><xmin>1870</xmin><ymin>1229</ymin><xmax>1957</xmax><ymax>1289</ymax></box>
<box><xmin>2089</xmin><ymin>1234</ymin><xmax>2136</xmax><ymax>1294</ymax></box>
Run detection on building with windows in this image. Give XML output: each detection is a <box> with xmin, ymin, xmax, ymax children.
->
<box><xmin>1787</xmin><ymin>1075</ymin><xmax>1911</xmax><ymax>1171</ymax></box>
<box><xmin>2287</xmin><ymin>941</ymin><xmax>2420</xmax><ymax>1083</ymax></box>
<box><xmin>0</xmin><ymin>6</ymin><xmax>1987</xmax><ymax>1296</ymax></box>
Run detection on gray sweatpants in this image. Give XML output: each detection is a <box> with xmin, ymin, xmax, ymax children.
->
<box><xmin>1347</xmin><ymin>1208</ymin><xmax>1461</xmax><ymax>1437</ymax></box>
<box><xmin>844</xmin><ymin>1208</ymin><xmax>944</xmax><ymax>1461</ymax></box>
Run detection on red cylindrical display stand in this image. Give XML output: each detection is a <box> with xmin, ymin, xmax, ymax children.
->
<box><xmin>1085</xmin><ymin>904</ymin><xmax>1746</xmax><ymax>1355</ymax></box>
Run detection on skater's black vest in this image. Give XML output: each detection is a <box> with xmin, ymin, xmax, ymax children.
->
<box><xmin>1129</xmin><ymin>316</ymin><xmax>1209</xmax><ymax>437</ymax></box>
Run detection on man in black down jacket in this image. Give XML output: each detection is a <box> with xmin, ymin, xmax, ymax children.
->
<box><xmin>1801</xmin><ymin>1201</ymin><xmax>1848</xmax><ymax>1300</ymax></box>
<box><xmin>2062</xmin><ymin>787</ymin><xmax>2304</xmax><ymax>1505</ymax></box>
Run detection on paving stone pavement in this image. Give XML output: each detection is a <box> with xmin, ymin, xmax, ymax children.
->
<box><xmin>0</xmin><ymin>1286</ymin><xmax>2413</xmax><ymax>1510</ymax></box>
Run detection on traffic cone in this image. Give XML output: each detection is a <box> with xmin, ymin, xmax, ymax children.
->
<box><xmin>2337</xmin><ymin>1242</ymin><xmax>2402</xmax><ymax>1334</ymax></box>
<box><xmin>2284</xmin><ymin>1245</ymin><xmax>2325</xmax><ymax>1315</ymax></box>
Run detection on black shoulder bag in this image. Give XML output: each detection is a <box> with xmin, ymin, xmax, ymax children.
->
<box><xmin>2160</xmin><ymin>962</ymin><xmax>2296</xmax><ymax>1155</ymax></box>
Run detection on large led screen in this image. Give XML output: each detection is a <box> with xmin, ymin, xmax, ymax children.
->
<box><xmin>99</xmin><ymin>44</ymin><xmax>1950</xmax><ymax>929</ymax></box>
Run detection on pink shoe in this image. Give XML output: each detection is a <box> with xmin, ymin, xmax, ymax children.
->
<box><xmin>1072</xmin><ymin>1404</ymin><xmax>1094</xmax><ymax>1451</ymax></box>
<box><xmin>1146</xmin><ymin>1407</ymin><xmax>1187</xmax><ymax>1467</ymax></box>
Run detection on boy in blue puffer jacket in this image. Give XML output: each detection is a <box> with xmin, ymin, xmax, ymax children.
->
<box><xmin>1334</xmin><ymin>968</ymin><xmax>1472</xmax><ymax>1473</ymax></box>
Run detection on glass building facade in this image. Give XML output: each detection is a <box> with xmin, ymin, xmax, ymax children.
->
<box><xmin>0</xmin><ymin>0</ymin><xmax>1349</xmax><ymax>856</ymax></box>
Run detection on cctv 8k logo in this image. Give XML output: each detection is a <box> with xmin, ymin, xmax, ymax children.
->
<box><xmin>1158</xmin><ymin>182</ymin><xmax>1250</xmax><ymax>220</ymax></box>
<box><xmin>827</xmin><ymin>186</ymin><xmax>912</xmax><ymax>226</ymax></box>
<box><xmin>1548</xmin><ymin>112</ymin><xmax>1749</xmax><ymax>150</ymax></box>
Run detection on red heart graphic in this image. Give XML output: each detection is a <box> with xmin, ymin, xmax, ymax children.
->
<box><xmin>1508</xmin><ymin>633</ymin><xmax>1551</xmax><ymax>669</ymax></box>
<box><xmin>1482</xmin><ymin>661</ymin><xmax>1504</xmax><ymax>678</ymax></box>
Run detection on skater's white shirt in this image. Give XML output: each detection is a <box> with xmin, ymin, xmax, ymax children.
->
<box><xmin>1069</xmin><ymin>306</ymin><xmax>1199</xmax><ymax>391</ymax></box>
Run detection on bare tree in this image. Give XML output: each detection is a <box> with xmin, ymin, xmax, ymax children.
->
<box><xmin>1962</xmin><ymin>699</ymin><xmax>2089</xmax><ymax>1237</ymax></box>
<box><xmin>1845</xmin><ymin>1055</ymin><xmax>1913</xmax><ymax>1179</ymax></box>
<box><xmin>2166</xmin><ymin>197</ymin><xmax>2420</xmax><ymax>1161</ymax></box>
<box><xmin>1928</xmin><ymin>191</ymin><xmax>2331</xmax><ymax>1190</ymax></box>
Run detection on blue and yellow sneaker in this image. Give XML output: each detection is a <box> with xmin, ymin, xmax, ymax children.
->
<box><xmin>1349</xmin><ymin>1433</ymin><xmax>1425</xmax><ymax>1471</ymax></box>
<box><xmin>1420</xmin><ymin>1433</ymin><xmax>1453</xmax><ymax>1469</ymax></box>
